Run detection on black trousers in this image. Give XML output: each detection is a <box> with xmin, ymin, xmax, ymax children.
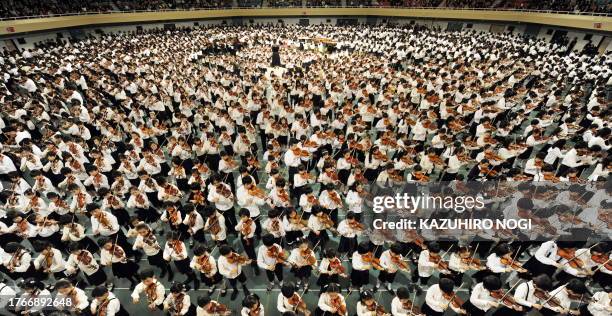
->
<box><xmin>227</xmin><ymin>271</ymin><xmax>247</xmax><ymax>289</ymax></box>
<box><xmin>421</xmin><ymin>303</ymin><xmax>444</xmax><ymax>316</ymax></box>
<box><xmin>265</xmin><ymin>264</ymin><xmax>284</xmax><ymax>282</ymax></box>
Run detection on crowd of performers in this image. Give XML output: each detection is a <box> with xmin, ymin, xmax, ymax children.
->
<box><xmin>0</xmin><ymin>23</ymin><xmax>610</xmax><ymax>315</ymax></box>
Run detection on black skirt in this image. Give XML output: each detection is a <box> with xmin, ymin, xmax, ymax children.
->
<box><xmin>112</xmin><ymin>261</ymin><xmax>138</xmax><ymax>278</ymax></box>
<box><xmin>291</xmin><ymin>265</ymin><xmax>313</xmax><ymax>279</ymax></box>
<box><xmin>317</xmin><ymin>273</ymin><xmax>340</xmax><ymax>286</ymax></box>
<box><xmin>147</xmin><ymin>251</ymin><xmax>166</xmax><ymax>268</ymax></box>
<box><xmin>174</xmin><ymin>258</ymin><xmax>192</xmax><ymax>274</ymax></box>
<box><xmin>350</xmin><ymin>268</ymin><xmax>370</xmax><ymax>287</ymax></box>
<box><xmin>338</xmin><ymin>236</ymin><xmax>358</xmax><ymax>254</ymax></box>
<box><xmin>86</xmin><ymin>268</ymin><xmax>108</xmax><ymax>286</ymax></box>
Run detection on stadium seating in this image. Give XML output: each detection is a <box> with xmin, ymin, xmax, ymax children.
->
<box><xmin>0</xmin><ymin>0</ymin><xmax>609</xmax><ymax>19</ymax></box>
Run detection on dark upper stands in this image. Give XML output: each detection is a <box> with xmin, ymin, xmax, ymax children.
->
<box><xmin>0</xmin><ymin>0</ymin><xmax>609</xmax><ymax>19</ymax></box>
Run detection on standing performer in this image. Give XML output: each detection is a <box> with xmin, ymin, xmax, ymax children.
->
<box><xmin>90</xmin><ymin>285</ymin><xmax>128</xmax><ymax>316</ymax></box>
<box><xmin>163</xmin><ymin>283</ymin><xmax>194</xmax><ymax>316</ymax></box>
<box><xmin>131</xmin><ymin>268</ymin><xmax>166</xmax><ymax>311</ymax></box>
<box><xmin>218</xmin><ymin>245</ymin><xmax>251</xmax><ymax>300</ymax></box>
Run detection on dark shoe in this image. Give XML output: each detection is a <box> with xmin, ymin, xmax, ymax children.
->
<box><xmin>220</xmin><ymin>289</ymin><xmax>227</xmax><ymax>297</ymax></box>
<box><xmin>230</xmin><ymin>289</ymin><xmax>239</xmax><ymax>300</ymax></box>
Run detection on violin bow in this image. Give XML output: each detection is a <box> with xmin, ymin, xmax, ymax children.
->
<box><xmin>591</xmin><ymin>257</ymin><xmax>611</xmax><ymax>274</ymax></box>
<box><xmin>508</xmin><ymin>245</ymin><xmax>521</xmax><ymax>270</ymax></box>
<box><xmin>497</xmin><ymin>281</ymin><xmax>521</xmax><ymax>307</ymax></box>
<box><xmin>109</xmin><ymin>231</ymin><xmax>120</xmax><ymax>265</ymax></box>
<box><xmin>540</xmin><ymin>283</ymin><xmax>567</xmax><ymax>310</ymax></box>
<box><xmin>443</xmin><ymin>282</ymin><xmax>464</xmax><ymax>311</ymax></box>
<box><xmin>559</xmin><ymin>243</ymin><xmax>598</xmax><ymax>271</ymax></box>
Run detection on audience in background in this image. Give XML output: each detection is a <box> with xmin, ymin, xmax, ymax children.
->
<box><xmin>0</xmin><ymin>0</ymin><xmax>609</xmax><ymax>18</ymax></box>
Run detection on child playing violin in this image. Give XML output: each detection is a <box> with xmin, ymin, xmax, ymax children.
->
<box><xmin>375</xmin><ymin>243</ymin><xmax>410</xmax><ymax>293</ymax></box>
<box><xmin>241</xmin><ymin>294</ymin><xmax>264</xmax><ymax>316</ymax></box>
<box><xmin>196</xmin><ymin>294</ymin><xmax>231</xmax><ymax>316</ymax></box>
<box><xmin>190</xmin><ymin>245</ymin><xmax>221</xmax><ymax>295</ymax></box>
<box><xmin>463</xmin><ymin>275</ymin><xmax>523</xmax><ymax>316</ymax></box>
<box><xmin>288</xmin><ymin>238</ymin><xmax>317</xmax><ymax>292</ymax></box>
<box><xmin>351</xmin><ymin>242</ymin><xmax>382</xmax><ymax>292</ymax></box>
<box><xmin>278</xmin><ymin>282</ymin><xmax>311</xmax><ymax>316</ymax></box>
<box><xmin>317</xmin><ymin>248</ymin><xmax>346</xmax><ymax>291</ymax></box>
<box><xmin>316</xmin><ymin>283</ymin><xmax>347</xmax><ymax>316</ymax></box>
<box><xmin>258</xmin><ymin>234</ymin><xmax>286</xmax><ymax>291</ymax></box>
<box><xmin>337</xmin><ymin>211</ymin><xmax>364</xmax><ymax>255</ymax></box>
<box><xmin>357</xmin><ymin>290</ymin><xmax>390</xmax><ymax>316</ymax></box>
<box><xmin>421</xmin><ymin>278</ymin><xmax>466</xmax><ymax>316</ymax></box>
<box><xmin>235</xmin><ymin>208</ymin><xmax>259</xmax><ymax>274</ymax></box>
<box><xmin>218</xmin><ymin>245</ymin><xmax>251</xmax><ymax>300</ymax></box>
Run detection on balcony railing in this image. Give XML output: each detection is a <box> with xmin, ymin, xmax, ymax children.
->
<box><xmin>0</xmin><ymin>5</ymin><xmax>609</xmax><ymax>21</ymax></box>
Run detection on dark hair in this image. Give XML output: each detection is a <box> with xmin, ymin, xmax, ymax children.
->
<box><xmin>439</xmin><ymin>278</ymin><xmax>455</xmax><ymax>294</ymax></box>
<box><xmin>281</xmin><ymin>282</ymin><xmax>296</xmax><ymax>298</ymax></box>
<box><xmin>197</xmin><ymin>295</ymin><xmax>211</xmax><ymax>307</ymax></box>
<box><xmin>139</xmin><ymin>268</ymin><xmax>155</xmax><ymax>280</ymax></box>
<box><xmin>396</xmin><ymin>286</ymin><xmax>410</xmax><ymax>299</ymax></box>
<box><xmin>483</xmin><ymin>275</ymin><xmax>502</xmax><ymax>291</ymax></box>
<box><xmin>91</xmin><ymin>285</ymin><xmax>108</xmax><ymax>298</ymax></box>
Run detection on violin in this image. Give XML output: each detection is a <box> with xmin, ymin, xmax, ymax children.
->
<box><xmin>367</xmin><ymin>300</ymin><xmax>389</xmax><ymax>316</ymax></box>
<box><xmin>348</xmin><ymin>220</ymin><xmax>365</xmax><ymax>231</ymax></box>
<box><xmin>301</xmin><ymin>248</ymin><xmax>317</xmax><ymax>266</ymax></box>
<box><xmin>533</xmin><ymin>288</ymin><xmax>564</xmax><ymax>309</ymax></box>
<box><xmin>484</xmin><ymin>151</ymin><xmax>502</xmax><ymax>162</ymax></box>
<box><xmin>442</xmin><ymin>292</ymin><xmax>464</xmax><ymax>309</ymax></box>
<box><xmin>217</xmin><ymin>184</ymin><xmax>233</xmax><ymax>199</ymax></box>
<box><xmin>460</xmin><ymin>257</ymin><xmax>485</xmax><ymax>270</ymax></box>
<box><xmin>206</xmin><ymin>301</ymin><xmax>230</xmax><ymax>315</ymax></box>
<box><xmin>77</xmin><ymin>250</ymin><xmax>97</xmax><ymax>269</ymax></box>
<box><xmin>167</xmin><ymin>208</ymin><xmax>180</xmax><ymax>225</ymax></box>
<box><xmin>278</xmin><ymin>188</ymin><xmax>290</xmax><ymax>203</ymax></box>
<box><xmin>325</xmin><ymin>170</ymin><xmax>340</xmax><ymax>182</ymax></box>
<box><xmin>77</xmin><ymin>191</ymin><xmax>86</xmax><ymax>209</ymax></box>
<box><xmin>288</xmin><ymin>293</ymin><xmax>308</xmax><ymax>312</ymax></box>
<box><xmin>481</xmin><ymin>166</ymin><xmax>498</xmax><ymax>177</ymax></box>
<box><xmin>329</xmin><ymin>191</ymin><xmax>342</xmax><ymax>206</ymax></box>
<box><xmin>241</xmin><ymin>218</ymin><xmax>254</xmax><ymax>238</ymax></box>
<box><xmin>319</xmin><ymin>213</ymin><xmax>335</xmax><ymax>229</ymax></box>
<box><xmin>401</xmin><ymin>299</ymin><xmax>423</xmax><ymax>316</ymax></box>
<box><xmin>429</xmin><ymin>253</ymin><xmax>450</xmax><ymax>272</ymax></box>
<box><xmin>98</xmin><ymin>297</ymin><xmax>111</xmax><ymax>316</ymax></box>
<box><xmin>490</xmin><ymin>290</ymin><xmax>523</xmax><ymax>311</ymax></box>
<box><xmin>247</xmin><ymin>185</ymin><xmax>266</xmax><ymax>199</ymax></box>
<box><xmin>543</xmin><ymin>173</ymin><xmax>561</xmax><ymax>183</ymax></box>
<box><xmin>307</xmin><ymin>195</ymin><xmax>319</xmax><ymax>205</ymax></box>
<box><xmin>363</xmin><ymin>252</ymin><xmax>384</xmax><ymax>270</ymax></box>
<box><xmin>591</xmin><ymin>254</ymin><xmax>612</xmax><ymax>271</ymax></box>
<box><xmin>500</xmin><ymin>254</ymin><xmax>527</xmax><ymax>272</ymax></box>
<box><xmin>96</xmin><ymin>212</ymin><xmax>114</xmax><ymax>231</ymax></box>
<box><xmin>267</xmin><ymin>245</ymin><xmax>286</xmax><ymax>264</ymax></box>
<box><xmin>330</xmin><ymin>294</ymin><xmax>347</xmax><ymax>316</ymax></box>
<box><xmin>413</xmin><ymin>172</ymin><xmax>429</xmax><ymax>182</ymax></box>
<box><xmin>300</xmin><ymin>171</ymin><xmax>315</xmax><ymax>180</ymax></box>
<box><xmin>329</xmin><ymin>257</ymin><xmax>347</xmax><ymax>275</ymax></box>
<box><xmin>227</xmin><ymin>252</ymin><xmax>251</xmax><ymax>265</ymax></box>
<box><xmin>390</xmin><ymin>253</ymin><xmax>410</xmax><ymax>271</ymax></box>
<box><xmin>355</xmin><ymin>172</ymin><xmax>368</xmax><ymax>184</ymax></box>
<box><xmin>297</xmin><ymin>148</ymin><xmax>311</xmax><ymax>158</ymax></box>
<box><xmin>347</xmin><ymin>156</ymin><xmax>360</xmax><ymax>166</ymax></box>
<box><xmin>428</xmin><ymin>153</ymin><xmax>445</xmax><ymax>166</ymax></box>
<box><xmin>191</xmin><ymin>191</ymin><xmax>205</xmax><ymax>205</ymax></box>
<box><xmin>207</xmin><ymin>214</ymin><xmax>221</xmax><ymax>235</ymax></box>
<box><xmin>557</xmin><ymin>248</ymin><xmax>586</xmax><ymax>270</ymax></box>
<box><xmin>169</xmin><ymin>293</ymin><xmax>184</xmax><ymax>316</ymax></box>
<box><xmin>373</xmin><ymin>151</ymin><xmax>389</xmax><ymax>162</ymax></box>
